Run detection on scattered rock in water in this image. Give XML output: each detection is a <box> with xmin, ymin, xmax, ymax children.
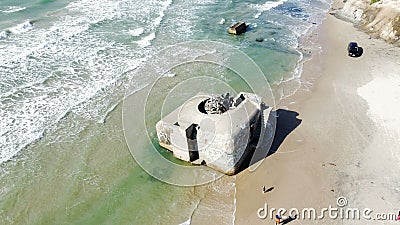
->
<box><xmin>228</xmin><ymin>22</ymin><xmax>248</xmax><ymax>35</ymax></box>
<box><xmin>256</xmin><ymin>37</ymin><xmax>264</xmax><ymax>42</ymax></box>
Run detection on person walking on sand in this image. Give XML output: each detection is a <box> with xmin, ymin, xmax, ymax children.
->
<box><xmin>396</xmin><ymin>211</ymin><xmax>400</xmax><ymax>221</ymax></box>
<box><xmin>262</xmin><ymin>186</ymin><xmax>274</xmax><ymax>193</ymax></box>
<box><xmin>275</xmin><ymin>214</ymin><xmax>282</xmax><ymax>225</ymax></box>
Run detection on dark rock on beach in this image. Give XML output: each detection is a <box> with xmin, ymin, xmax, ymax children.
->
<box><xmin>256</xmin><ymin>37</ymin><xmax>264</xmax><ymax>42</ymax></box>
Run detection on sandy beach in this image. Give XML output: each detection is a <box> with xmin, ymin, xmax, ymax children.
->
<box><xmin>234</xmin><ymin>0</ymin><xmax>400</xmax><ymax>224</ymax></box>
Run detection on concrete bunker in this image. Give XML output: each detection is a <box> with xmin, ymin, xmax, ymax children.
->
<box><xmin>156</xmin><ymin>92</ymin><xmax>273</xmax><ymax>175</ymax></box>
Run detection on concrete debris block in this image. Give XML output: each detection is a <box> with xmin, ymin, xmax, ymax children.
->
<box><xmin>228</xmin><ymin>22</ymin><xmax>248</xmax><ymax>35</ymax></box>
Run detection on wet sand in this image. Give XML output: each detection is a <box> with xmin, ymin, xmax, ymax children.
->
<box><xmin>234</xmin><ymin>0</ymin><xmax>400</xmax><ymax>224</ymax></box>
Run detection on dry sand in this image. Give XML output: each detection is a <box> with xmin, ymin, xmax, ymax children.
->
<box><xmin>234</xmin><ymin>1</ymin><xmax>400</xmax><ymax>224</ymax></box>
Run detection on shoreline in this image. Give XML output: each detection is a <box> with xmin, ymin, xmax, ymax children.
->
<box><xmin>274</xmin><ymin>0</ymin><xmax>332</xmax><ymax>107</ymax></box>
<box><xmin>235</xmin><ymin>0</ymin><xmax>400</xmax><ymax>224</ymax></box>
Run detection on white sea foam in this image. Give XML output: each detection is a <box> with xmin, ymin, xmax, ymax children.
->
<box><xmin>0</xmin><ymin>31</ymin><xmax>9</xmax><ymax>39</ymax></box>
<box><xmin>136</xmin><ymin>32</ymin><xmax>155</xmax><ymax>48</ymax></box>
<box><xmin>3</xmin><ymin>20</ymin><xmax>34</xmax><ymax>35</ymax></box>
<box><xmin>251</xmin><ymin>0</ymin><xmax>288</xmax><ymax>18</ymax></box>
<box><xmin>153</xmin><ymin>0</ymin><xmax>172</xmax><ymax>26</ymax></box>
<box><xmin>133</xmin><ymin>0</ymin><xmax>172</xmax><ymax>47</ymax></box>
<box><xmin>160</xmin><ymin>0</ymin><xmax>216</xmax><ymax>40</ymax></box>
<box><xmin>0</xmin><ymin>0</ymin><xmax>167</xmax><ymax>164</ymax></box>
<box><xmin>1</xmin><ymin>6</ymin><xmax>26</xmax><ymax>13</ymax></box>
<box><xmin>11</xmin><ymin>20</ymin><xmax>33</xmax><ymax>33</ymax></box>
<box><xmin>128</xmin><ymin>27</ymin><xmax>144</xmax><ymax>36</ymax></box>
<box><xmin>219</xmin><ymin>18</ymin><xmax>225</xmax><ymax>25</ymax></box>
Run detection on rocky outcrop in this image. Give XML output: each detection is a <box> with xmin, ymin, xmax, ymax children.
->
<box><xmin>338</xmin><ymin>0</ymin><xmax>400</xmax><ymax>44</ymax></box>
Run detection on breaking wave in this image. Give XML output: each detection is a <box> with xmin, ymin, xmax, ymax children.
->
<box><xmin>0</xmin><ymin>6</ymin><xmax>26</xmax><ymax>13</ymax></box>
<box><xmin>251</xmin><ymin>0</ymin><xmax>288</xmax><ymax>19</ymax></box>
<box><xmin>128</xmin><ymin>27</ymin><xmax>144</xmax><ymax>37</ymax></box>
<box><xmin>137</xmin><ymin>32</ymin><xmax>156</xmax><ymax>48</ymax></box>
<box><xmin>0</xmin><ymin>0</ymin><xmax>173</xmax><ymax>164</ymax></box>
<box><xmin>0</xmin><ymin>20</ymin><xmax>33</xmax><ymax>39</ymax></box>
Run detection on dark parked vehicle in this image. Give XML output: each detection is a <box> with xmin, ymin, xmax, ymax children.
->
<box><xmin>348</xmin><ymin>42</ymin><xmax>363</xmax><ymax>57</ymax></box>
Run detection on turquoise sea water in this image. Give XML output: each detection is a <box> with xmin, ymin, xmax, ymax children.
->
<box><xmin>0</xmin><ymin>0</ymin><xmax>331</xmax><ymax>224</ymax></box>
